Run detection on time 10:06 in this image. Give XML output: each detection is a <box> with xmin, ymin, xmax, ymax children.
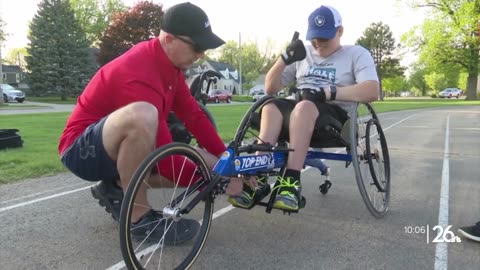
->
<box><xmin>405</xmin><ymin>226</ymin><xmax>426</xmax><ymax>234</ymax></box>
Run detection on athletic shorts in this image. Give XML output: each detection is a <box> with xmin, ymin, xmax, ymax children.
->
<box><xmin>61</xmin><ymin>116</ymin><xmax>119</xmax><ymax>182</ymax></box>
<box><xmin>60</xmin><ymin>116</ymin><xmax>200</xmax><ymax>186</ymax></box>
<box><xmin>260</xmin><ymin>98</ymin><xmax>349</xmax><ymax>142</ymax></box>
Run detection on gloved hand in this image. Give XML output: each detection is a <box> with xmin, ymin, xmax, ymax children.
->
<box><xmin>298</xmin><ymin>88</ymin><xmax>326</xmax><ymax>103</ymax></box>
<box><xmin>281</xmin><ymin>31</ymin><xmax>306</xmax><ymax>65</ymax></box>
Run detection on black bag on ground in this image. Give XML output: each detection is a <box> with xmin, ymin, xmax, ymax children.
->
<box><xmin>0</xmin><ymin>129</ymin><xmax>24</xmax><ymax>150</ymax></box>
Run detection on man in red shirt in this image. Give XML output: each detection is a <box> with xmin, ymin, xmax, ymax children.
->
<box><xmin>59</xmin><ymin>2</ymin><xmax>235</xmax><ymax>244</ymax></box>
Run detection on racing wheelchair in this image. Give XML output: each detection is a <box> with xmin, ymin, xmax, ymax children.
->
<box><xmin>119</xmin><ymin>88</ymin><xmax>391</xmax><ymax>270</ymax></box>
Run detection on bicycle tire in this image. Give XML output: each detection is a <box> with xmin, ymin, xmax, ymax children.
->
<box><xmin>120</xmin><ymin>143</ymin><xmax>214</xmax><ymax>270</ymax></box>
<box><xmin>350</xmin><ymin>103</ymin><xmax>390</xmax><ymax>218</ymax></box>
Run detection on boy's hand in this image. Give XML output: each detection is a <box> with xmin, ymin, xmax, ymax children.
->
<box><xmin>281</xmin><ymin>31</ymin><xmax>306</xmax><ymax>65</ymax></box>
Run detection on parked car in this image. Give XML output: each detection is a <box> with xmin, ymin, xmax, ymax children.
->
<box><xmin>252</xmin><ymin>91</ymin><xmax>266</xmax><ymax>102</ymax></box>
<box><xmin>207</xmin><ymin>89</ymin><xmax>232</xmax><ymax>103</ymax></box>
<box><xmin>439</xmin><ymin>88</ymin><xmax>462</xmax><ymax>99</ymax></box>
<box><xmin>1</xmin><ymin>84</ymin><xmax>26</xmax><ymax>103</ymax></box>
<box><xmin>252</xmin><ymin>90</ymin><xmax>286</xmax><ymax>102</ymax></box>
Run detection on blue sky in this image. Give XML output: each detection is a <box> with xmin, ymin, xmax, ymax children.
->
<box><xmin>0</xmin><ymin>0</ymin><xmax>427</xmax><ymax>65</ymax></box>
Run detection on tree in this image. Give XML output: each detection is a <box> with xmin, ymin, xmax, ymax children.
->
<box><xmin>0</xmin><ymin>16</ymin><xmax>5</xmax><ymax>104</ymax></box>
<box><xmin>424</xmin><ymin>72</ymin><xmax>448</xmax><ymax>94</ymax></box>
<box><xmin>96</xmin><ymin>1</ymin><xmax>164</xmax><ymax>66</ymax></box>
<box><xmin>403</xmin><ymin>0</ymin><xmax>479</xmax><ymax>100</ymax></box>
<box><xmin>0</xmin><ymin>17</ymin><xmax>6</xmax><ymax>42</ymax></box>
<box><xmin>382</xmin><ymin>76</ymin><xmax>408</xmax><ymax>96</ymax></box>
<box><xmin>3</xmin><ymin>48</ymin><xmax>29</xmax><ymax>68</ymax></box>
<box><xmin>213</xmin><ymin>40</ymin><xmax>276</xmax><ymax>91</ymax></box>
<box><xmin>356</xmin><ymin>22</ymin><xmax>399</xmax><ymax>100</ymax></box>
<box><xmin>381</xmin><ymin>57</ymin><xmax>406</xmax><ymax>78</ymax></box>
<box><xmin>70</xmin><ymin>0</ymin><xmax>126</xmax><ymax>46</ymax></box>
<box><xmin>408</xmin><ymin>64</ymin><xmax>428</xmax><ymax>96</ymax></box>
<box><xmin>26</xmin><ymin>0</ymin><xmax>96</xmax><ymax>100</ymax></box>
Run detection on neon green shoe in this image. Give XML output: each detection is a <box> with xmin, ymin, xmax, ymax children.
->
<box><xmin>272</xmin><ymin>176</ymin><xmax>302</xmax><ymax>211</ymax></box>
<box><xmin>228</xmin><ymin>176</ymin><xmax>268</xmax><ymax>209</ymax></box>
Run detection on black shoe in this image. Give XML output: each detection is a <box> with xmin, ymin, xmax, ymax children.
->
<box><xmin>228</xmin><ymin>176</ymin><xmax>269</xmax><ymax>209</ymax></box>
<box><xmin>90</xmin><ymin>180</ymin><xmax>124</xmax><ymax>221</ymax></box>
<box><xmin>131</xmin><ymin>210</ymin><xmax>200</xmax><ymax>245</ymax></box>
<box><xmin>458</xmin><ymin>221</ymin><xmax>480</xmax><ymax>242</ymax></box>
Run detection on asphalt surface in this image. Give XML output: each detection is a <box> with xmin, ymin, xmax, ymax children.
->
<box><xmin>1</xmin><ymin>104</ymin><xmax>480</xmax><ymax>270</ymax></box>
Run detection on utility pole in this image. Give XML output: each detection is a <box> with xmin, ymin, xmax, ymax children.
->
<box><xmin>238</xmin><ymin>32</ymin><xmax>242</xmax><ymax>95</ymax></box>
<box><xmin>0</xmin><ymin>43</ymin><xmax>3</xmax><ymax>105</ymax></box>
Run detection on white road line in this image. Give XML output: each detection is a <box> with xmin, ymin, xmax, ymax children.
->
<box><xmin>0</xmin><ymin>185</ymin><xmax>93</xmax><ymax>213</ymax></box>
<box><xmin>382</xmin><ymin>114</ymin><xmax>417</xmax><ymax>132</ymax></box>
<box><xmin>434</xmin><ymin>116</ymin><xmax>450</xmax><ymax>270</ymax></box>
<box><xmin>0</xmin><ymin>182</ymin><xmax>88</xmax><ymax>204</ymax></box>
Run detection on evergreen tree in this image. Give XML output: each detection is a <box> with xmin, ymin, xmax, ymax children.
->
<box><xmin>96</xmin><ymin>1</ymin><xmax>164</xmax><ymax>66</ymax></box>
<box><xmin>26</xmin><ymin>0</ymin><xmax>96</xmax><ymax>100</ymax></box>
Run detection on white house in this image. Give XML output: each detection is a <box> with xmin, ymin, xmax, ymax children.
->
<box><xmin>185</xmin><ymin>60</ymin><xmax>243</xmax><ymax>94</ymax></box>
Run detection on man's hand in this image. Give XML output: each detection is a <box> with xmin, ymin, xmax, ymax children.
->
<box><xmin>225</xmin><ymin>177</ymin><xmax>243</xmax><ymax>196</ymax></box>
<box><xmin>225</xmin><ymin>176</ymin><xmax>259</xmax><ymax>196</ymax></box>
<box><xmin>281</xmin><ymin>31</ymin><xmax>306</xmax><ymax>65</ymax></box>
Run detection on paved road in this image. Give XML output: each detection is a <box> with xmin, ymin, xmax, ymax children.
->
<box><xmin>1</xmin><ymin>106</ymin><xmax>480</xmax><ymax>270</ymax></box>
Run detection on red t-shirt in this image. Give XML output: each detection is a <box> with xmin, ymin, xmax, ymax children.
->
<box><xmin>58</xmin><ymin>38</ymin><xmax>226</xmax><ymax>158</ymax></box>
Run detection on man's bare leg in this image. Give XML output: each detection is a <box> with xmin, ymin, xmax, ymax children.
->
<box><xmin>102</xmin><ymin>101</ymin><xmax>159</xmax><ymax>222</ymax></box>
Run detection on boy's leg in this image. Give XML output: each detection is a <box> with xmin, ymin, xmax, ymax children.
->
<box><xmin>273</xmin><ymin>100</ymin><xmax>318</xmax><ymax>211</ymax></box>
<box><xmin>228</xmin><ymin>101</ymin><xmax>286</xmax><ymax>208</ymax></box>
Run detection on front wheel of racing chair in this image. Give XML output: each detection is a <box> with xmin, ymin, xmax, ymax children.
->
<box><xmin>349</xmin><ymin>103</ymin><xmax>391</xmax><ymax>218</ymax></box>
<box><xmin>119</xmin><ymin>143</ymin><xmax>214</xmax><ymax>270</ymax></box>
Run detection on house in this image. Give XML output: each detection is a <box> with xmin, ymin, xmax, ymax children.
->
<box><xmin>1</xmin><ymin>64</ymin><xmax>25</xmax><ymax>87</ymax></box>
<box><xmin>185</xmin><ymin>60</ymin><xmax>243</xmax><ymax>94</ymax></box>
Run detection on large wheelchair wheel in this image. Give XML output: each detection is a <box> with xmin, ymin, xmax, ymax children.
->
<box><xmin>120</xmin><ymin>143</ymin><xmax>214</xmax><ymax>270</ymax></box>
<box><xmin>232</xmin><ymin>96</ymin><xmax>275</xmax><ymax>154</ymax></box>
<box><xmin>349</xmin><ymin>103</ymin><xmax>390</xmax><ymax>218</ymax></box>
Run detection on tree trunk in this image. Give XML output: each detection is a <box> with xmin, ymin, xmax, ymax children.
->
<box><xmin>377</xmin><ymin>68</ymin><xmax>384</xmax><ymax>101</ymax></box>
<box><xmin>466</xmin><ymin>72</ymin><xmax>478</xmax><ymax>100</ymax></box>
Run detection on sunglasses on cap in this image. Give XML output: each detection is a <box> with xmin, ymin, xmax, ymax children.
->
<box><xmin>175</xmin><ymin>35</ymin><xmax>205</xmax><ymax>53</ymax></box>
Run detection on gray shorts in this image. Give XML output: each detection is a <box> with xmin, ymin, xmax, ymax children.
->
<box><xmin>61</xmin><ymin>116</ymin><xmax>119</xmax><ymax>182</ymax></box>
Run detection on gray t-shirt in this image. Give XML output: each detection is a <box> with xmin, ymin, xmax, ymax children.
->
<box><xmin>281</xmin><ymin>44</ymin><xmax>378</xmax><ymax>112</ymax></box>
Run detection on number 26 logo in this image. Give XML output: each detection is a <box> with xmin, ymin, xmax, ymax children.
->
<box><xmin>432</xmin><ymin>225</ymin><xmax>461</xmax><ymax>243</ymax></box>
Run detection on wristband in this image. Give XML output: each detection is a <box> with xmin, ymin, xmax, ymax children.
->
<box><xmin>330</xmin><ymin>85</ymin><xmax>337</xmax><ymax>101</ymax></box>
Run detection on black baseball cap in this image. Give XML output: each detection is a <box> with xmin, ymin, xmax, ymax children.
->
<box><xmin>161</xmin><ymin>2</ymin><xmax>225</xmax><ymax>50</ymax></box>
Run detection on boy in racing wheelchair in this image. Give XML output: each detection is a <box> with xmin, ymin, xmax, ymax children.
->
<box><xmin>228</xmin><ymin>5</ymin><xmax>379</xmax><ymax>211</ymax></box>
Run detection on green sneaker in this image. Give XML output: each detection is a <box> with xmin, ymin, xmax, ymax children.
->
<box><xmin>228</xmin><ymin>176</ymin><xmax>268</xmax><ymax>209</ymax></box>
<box><xmin>272</xmin><ymin>176</ymin><xmax>302</xmax><ymax>211</ymax></box>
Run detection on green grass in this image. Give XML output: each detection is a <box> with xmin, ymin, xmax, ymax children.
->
<box><xmin>0</xmin><ymin>112</ymin><xmax>70</xmax><ymax>183</ymax></box>
<box><xmin>1</xmin><ymin>98</ymin><xmax>479</xmax><ymax>184</ymax></box>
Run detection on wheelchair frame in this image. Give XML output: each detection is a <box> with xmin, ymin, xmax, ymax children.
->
<box><xmin>119</xmin><ymin>91</ymin><xmax>390</xmax><ymax>270</ymax></box>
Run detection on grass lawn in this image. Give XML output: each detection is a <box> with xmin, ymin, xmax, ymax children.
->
<box><xmin>1</xmin><ymin>98</ymin><xmax>479</xmax><ymax>184</ymax></box>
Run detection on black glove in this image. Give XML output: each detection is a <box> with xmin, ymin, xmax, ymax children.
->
<box><xmin>281</xmin><ymin>32</ymin><xmax>306</xmax><ymax>65</ymax></box>
<box><xmin>297</xmin><ymin>88</ymin><xmax>326</xmax><ymax>103</ymax></box>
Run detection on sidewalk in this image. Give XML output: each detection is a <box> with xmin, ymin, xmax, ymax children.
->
<box><xmin>0</xmin><ymin>101</ymin><xmax>75</xmax><ymax>115</ymax></box>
